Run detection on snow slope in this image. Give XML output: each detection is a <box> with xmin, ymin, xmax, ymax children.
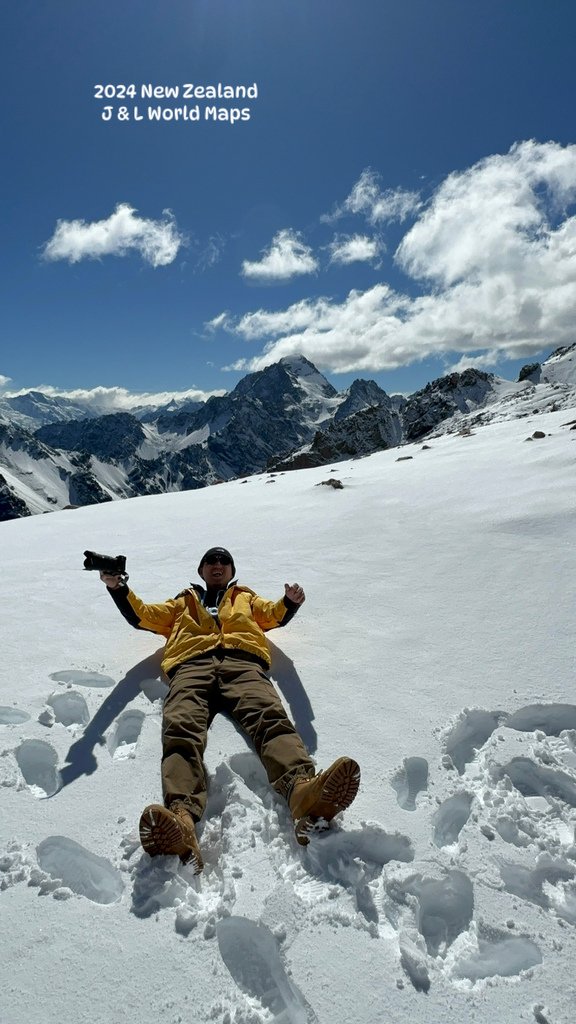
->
<box><xmin>1</xmin><ymin>406</ymin><xmax>576</xmax><ymax>1024</ymax></box>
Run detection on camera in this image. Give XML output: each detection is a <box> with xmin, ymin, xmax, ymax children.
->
<box><xmin>83</xmin><ymin>550</ymin><xmax>127</xmax><ymax>574</ymax></box>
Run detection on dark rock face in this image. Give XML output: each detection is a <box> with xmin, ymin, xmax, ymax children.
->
<box><xmin>0</xmin><ymin>473</ymin><xmax>31</xmax><ymax>520</ymax></box>
<box><xmin>334</xmin><ymin>379</ymin><xmax>390</xmax><ymax>421</ymax></box>
<box><xmin>68</xmin><ymin>469</ymin><xmax>112</xmax><ymax>507</ymax></box>
<box><xmin>35</xmin><ymin>413</ymin><xmax>145</xmax><ymax>461</ymax></box>
<box><xmin>518</xmin><ymin>363</ymin><xmax>541</xmax><ymax>383</ymax></box>
<box><xmin>548</xmin><ymin>343</ymin><xmax>576</xmax><ymax>360</ymax></box>
<box><xmin>403</xmin><ymin>369</ymin><xmax>495</xmax><ymax>441</ymax></box>
<box><xmin>0</xmin><ymin>422</ymin><xmax>55</xmax><ymax>461</ymax></box>
<box><xmin>271</xmin><ymin>402</ymin><xmax>404</xmax><ymax>470</ymax></box>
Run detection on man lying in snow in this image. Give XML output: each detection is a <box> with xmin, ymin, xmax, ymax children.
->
<box><xmin>99</xmin><ymin>546</ymin><xmax>360</xmax><ymax>873</ymax></box>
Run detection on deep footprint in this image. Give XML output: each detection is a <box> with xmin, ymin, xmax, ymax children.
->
<box><xmin>304</xmin><ymin>825</ymin><xmax>414</xmax><ymax>887</ymax></box>
<box><xmin>139</xmin><ymin>678</ymin><xmax>169</xmax><ymax>703</ymax></box>
<box><xmin>499</xmin><ymin>857</ymin><xmax>575</xmax><ymax>918</ymax></box>
<box><xmin>36</xmin><ymin>836</ymin><xmax>124</xmax><ymax>904</ymax></box>
<box><xmin>15</xmin><ymin>739</ymin><xmax>61</xmax><ymax>797</ymax></box>
<box><xmin>391</xmin><ymin>757</ymin><xmax>429</xmax><ymax>810</ymax></box>
<box><xmin>47</xmin><ymin>691</ymin><xmax>90</xmax><ymax>727</ymax></box>
<box><xmin>444</xmin><ymin>709</ymin><xmax>506</xmax><ymax>774</ymax></box>
<box><xmin>432</xmin><ymin>792</ymin><xmax>474</xmax><ymax>847</ymax></box>
<box><xmin>498</xmin><ymin>757</ymin><xmax>576</xmax><ymax>808</ymax></box>
<box><xmin>0</xmin><ymin>707</ymin><xmax>30</xmax><ymax>725</ymax></box>
<box><xmin>389</xmin><ymin>870</ymin><xmax>474</xmax><ymax>956</ymax></box>
<box><xmin>107</xmin><ymin>710</ymin><xmax>145</xmax><ymax>759</ymax></box>
<box><xmin>453</xmin><ymin>934</ymin><xmax>542</xmax><ymax>981</ymax></box>
<box><xmin>507</xmin><ymin>703</ymin><xmax>576</xmax><ymax>735</ymax></box>
<box><xmin>217</xmin><ymin>916</ymin><xmax>318</xmax><ymax>1024</ymax></box>
<box><xmin>50</xmin><ymin>670</ymin><xmax>115</xmax><ymax>689</ymax></box>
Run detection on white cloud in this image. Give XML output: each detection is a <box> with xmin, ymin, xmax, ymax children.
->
<box><xmin>42</xmin><ymin>203</ymin><xmax>185</xmax><ymax>267</ymax></box>
<box><xmin>324</xmin><ymin>169</ymin><xmax>421</xmax><ymax>226</ymax></box>
<box><xmin>0</xmin><ymin>374</ymin><xmax>12</xmax><ymax>388</ymax></box>
<box><xmin>205</xmin><ymin>312</ymin><xmax>230</xmax><ymax>332</ymax></box>
<box><xmin>223</xmin><ymin>141</ymin><xmax>576</xmax><ymax>374</ymax></box>
<box><xmin>241</xmin><ymin>229</ymin><xmax>318</xmax><ymax>282</ymax></box>
<box><xmin>3</xmin><ymin>383</ymin><xmax>225</xmax><ymax>413</ymax></box>
<box><xmin>328</xmin><ymin>234</ymin><xmax>383</xmax><ymax>266</ymax></box>
<box><xmin>396</xmin><ymin>139</ymin><xmax>576</xmax><ymax>286</ymax></box>
<box><xmin>447</xmin><ymin>351</ymin><xmax>502</xmax><ymax>374</ymax></box>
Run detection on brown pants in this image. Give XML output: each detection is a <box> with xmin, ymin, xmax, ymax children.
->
<box><xmin>161</xmin><ymin>653</ymin><xmax>315</xmax><ymax>821</ymax></box>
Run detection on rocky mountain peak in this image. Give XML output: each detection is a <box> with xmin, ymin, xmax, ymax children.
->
<box><xmin>334</xmin><ymin>378</ymin><xmax>391</xmax><ymax>421</ymax></box>
<box><xmin>231</xmin><ymin>355</ymin><xmax>337</xmax><ymax>405</ymax></box>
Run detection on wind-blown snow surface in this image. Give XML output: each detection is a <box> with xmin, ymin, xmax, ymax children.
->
<box><xmin>1</xmin><ymin>408</ymin><xmax>575</xmax><ymax>1024</ymax></box>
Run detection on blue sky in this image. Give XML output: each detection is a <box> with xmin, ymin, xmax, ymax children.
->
<box><xmin>2</xmin><ymin>0</ymin><xmax>576</xmax><ymax>407</ymax></box>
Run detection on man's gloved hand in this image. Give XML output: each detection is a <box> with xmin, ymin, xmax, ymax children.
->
<box><xmin>99</xmin><ymin>571</ymin><xmax>123</xmax><ymax>590</ymax></box>
<box><xmin>284</xmin><ymin>583</ymin><xmax>305</xmax><ymax>605</ymax></box>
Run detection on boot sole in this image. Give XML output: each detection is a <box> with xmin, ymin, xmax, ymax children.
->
<box><xmin>294</xmin><ymin>757</ymin><xmax>361</xmax><ymax>846</ymax></box>
<box><xmin>139</xmin><ymin>804</ymin><xmax>203</xmax><ymax>872</ymax></box>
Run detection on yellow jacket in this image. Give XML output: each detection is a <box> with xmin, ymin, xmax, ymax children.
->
<box><xmin>108</xmin><ymin>582</ymin><xmax>297</xmax><ymax>676</ymax></box>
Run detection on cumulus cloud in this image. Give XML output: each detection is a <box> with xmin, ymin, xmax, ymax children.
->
<box><xmin>324</xmin><ymin>169</ymin><xmax>421</xmax><ymax>226</ymax></box>
<box><xmin>241</xmin><ymin>229</ymin><xmax>318</xmax><ymax>282</ymax></box>
<box><xmin>42</xmin><ymin>203</ymin><xmax>185</xmax><ymax>267</ymax></box>
<box><xmin>447</xmin><ymin>351</ymin><xmax>502</xmax><ymax>373</ymax></box>
<box><xmin>0</xmin><ymin>374</ymin><xmax>12</xmax><ymax>388</ymax></box>
<box><xmin>396</xmin><ymin>140</ymin><xmax>576</xmax><ymax>285</ymax></box>
<box><xmin>3</xmin><ymin>383</ymin><xmax>224</xmax><ymax>413</ymax></box>
<box><xmin>222</xmin><ymin>141</ymin><xmax>576</xmax><ymax>374</ymax></box>
<box><xmin>328</xmin><ymin>234</ymin><xmax>383</xmax><ymax>266</ymax></box>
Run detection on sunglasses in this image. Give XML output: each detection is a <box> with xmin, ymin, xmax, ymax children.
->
<box><xmin>204</xmin><ymin>554</ymin><xmax>232</xmax><ymax>566</ymax></box>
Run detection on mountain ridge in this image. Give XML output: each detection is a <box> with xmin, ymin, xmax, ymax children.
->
<box><xmin>1</xmin><ymin>345</ymin><xmax>575</xmax><ymax>520</ymax></box>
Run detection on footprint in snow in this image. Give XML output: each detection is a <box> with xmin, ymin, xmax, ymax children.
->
<box><xmin>217</xmin><ymin>916</ymin><xmax>318</xmax><ymax>1024</ymax></box>
<box><xmin>432</xmin><ymin>792</ymin><xmax>474</xmax><ymax>847</ymax></box>
<box><xmin>442</xmin><ymin>702</ymin><xmax>576</xmax><ymax>774</ymax></box>
<box><xmin>391</xmin><ymin>756</ymin><xmax>429</xmax><ymax>810</ymax></box>
<box><xmin>443</xmin><ymin>709</ymin><xmax>506</xmax><ymax>774</ymax></box>
<box><xmin>49</xmin><ymin>669</ymin><xmax>115</xmax><ymax>688</ymax></box>
<box><xmin>46</xmin><ymin>690</ymin><xmax>90</xmax><ymax>728</ymax></box>
<box><xmin>387</xmin><ymin>869</ymin><xmax>474</xmax><ymax>958</ymax></box>
<box><xmin>15</xmin><ymin>739</ymin><xmax>61</xmax><ymax>797</ymax></box>
<box><xmin>499</xmin><ymin>857</ymin><xmax>576</xmax><ymax>923</ymax></box>
<box><xmin>507</xmin><ymin>703</ymin><xmax>576</xmax><ymax>735</ymax></box>
<box><xmin>138</xmin><ymin>677</ymin><xmax>169</xmax><ymax>703</ymax></box>
<box><xmin>0</xmin><ymin>707</ymin><xmax>31</xmax><ymax>725</ymax></box>
<box><xmin>36</xmin><ymin>836</ymin><xmax>124</xmax><ymax>904</ymax></box>
<box><xmin>452</xmin><ymin>930</ymin><xmax>542</xmax><ymax>982</ymax></box>
<box><xmin>498</xmin><ymin>756</ymin><xmax>576</xmax><ymax>808</ymax></box>
<box><xmin>107</xmin><ymin>709</ymin><xmax>145</xmax><ymax>760</ymax></box>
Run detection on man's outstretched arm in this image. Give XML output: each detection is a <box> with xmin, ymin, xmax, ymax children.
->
<box><xmin>99</xmin><ymin>571</ymin><xmax>176</xmax><ymax>636</ymax></box>
<box><xmin>251</xmin><ymin>583</ymin><xmax>305</xmax><ymax>631</ymax></box>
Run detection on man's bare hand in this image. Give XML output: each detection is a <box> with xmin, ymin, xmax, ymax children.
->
<box><xmin>285</xmin><ymin>583</ymin><xmax>305</xmax><ymax>605</ymax></box>
<box><xmin>99</xmin><ymin>571</ymin><xmax>123</xmax><ymax>590</ymax></box>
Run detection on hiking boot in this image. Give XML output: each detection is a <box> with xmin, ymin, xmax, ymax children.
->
<box><xmin>139</xmin><ymin>800</ymin><xmax>203</xmax><ymax>873</ymax></box>
<box><xmin>289</xmin><ymin>757</ymin><xmax>361</xmax><ymax>846</ymax></box>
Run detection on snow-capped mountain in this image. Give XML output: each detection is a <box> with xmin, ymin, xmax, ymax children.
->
<box><xmin>1</xmin><ymin>348</ymin><xmax>576</xmax><ymax>521</ymax></box>
<box><xmin>0</xmin><ymin>357</ymin><xmax>351</xmax><ymax>519</ymax></box>
<box><xmin>0</xmin><ymin>390</ymin><xmax>95</xmax><ymax>430</ymax></box>
<box><xmin>0</xmin><ymin>388</ymin><xmax>206</xmax><ymax>433</ymax></box>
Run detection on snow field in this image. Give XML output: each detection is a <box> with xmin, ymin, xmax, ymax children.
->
<box><xmin>0</xmin><ymin>407</ymin><xmax>575</xmax><ymax>1023</ymax></box>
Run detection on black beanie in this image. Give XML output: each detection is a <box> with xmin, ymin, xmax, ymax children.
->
<box><xmin>198</xmin><ymin>547</ymin><xmax>236</xmax><ymax>576</ymax></box>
